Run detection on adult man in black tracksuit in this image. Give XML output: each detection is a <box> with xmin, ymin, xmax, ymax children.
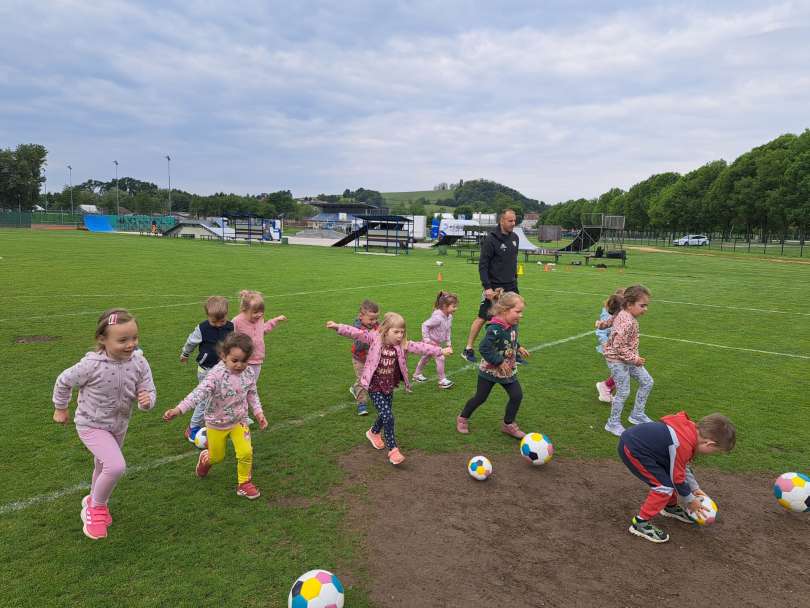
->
<box><xmin>461</xmin><ymin>209</ymin><xmax>520</xmax><ymax>362</ymax></box>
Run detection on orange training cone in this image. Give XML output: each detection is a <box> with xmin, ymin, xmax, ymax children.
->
<box><xmin>543</xmin><ymin>264</ymin><xmax>550</xmax><ymax>272</ymax></box>
<box><xmin>438</xmin><ymin>272</ymin><xmax>443</xmax><ymax>282</ymax></box>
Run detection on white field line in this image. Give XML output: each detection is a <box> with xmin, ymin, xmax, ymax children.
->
<box><xmin>0</xmin><ymin>331</ymin><xmax>593</xmax><ymax>515</ymax></box>
<box><xmin>0</xmin><ymin>279</ymin><xmax>438</xmax><ymax>323</ymax></box>
<box><xmin>642</xmin><ymin>334</ymin><xmax>810</xmax><ymax>360</ymax></box>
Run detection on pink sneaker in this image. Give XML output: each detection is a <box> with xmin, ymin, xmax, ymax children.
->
<box><xmin>501</xmin><ymin>421</ymin><xmax>526</xmax><ymax>439</ymax></box>
<box><xmin>388</xmin><ymin>448</ymin><xmax>405</xmax><ymax>465</ymax></box>
<box><xmin>81</xmin><ymin>495</ymin><xmax>112</xmax><ymax>525</ymax></box>
<box><xmin>195</xmin><ymin>449</ymin><xmax>211</xmax><ymax>478</ymax></box>
<box><xmin>82</xmin><ymin>504</ymin><xmax>110</xmax><ymax>539</ymax></box>
<box><xmin>365</xmin><ymin>428</ymin><xmax>385</xmax><ymax>450</ymax></box>
<box><xmin>456</xmin><ymin>416</ymin><xmax>469</xmax><ymax>434</ymax></box>
<box><xmin>236</xmin><ymin>481</ymin><xmax>261</xmax><ymax>499</ymax></box>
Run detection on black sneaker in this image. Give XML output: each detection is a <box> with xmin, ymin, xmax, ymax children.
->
<box><xmin>628</xmin><ymin>516</ymin><xmax>669</xmax><ymax>543</ymax></box>
<box><xmin>660</xmin><ymin>505</ymin><xmax>695</xmax><ymax>524</ymax></box>
<box><xmin>461</xmin><ymin>348</ymin><xmax>477</xmax><ymax>363</ymax></box>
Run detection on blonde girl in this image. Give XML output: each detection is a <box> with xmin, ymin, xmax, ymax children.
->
<box><xmin>231</xmin><ymin>290</ymin><xmax>287</xmax><ymax>381</ymax></box>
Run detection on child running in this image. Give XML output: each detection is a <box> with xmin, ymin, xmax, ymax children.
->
<box><xmin>179</xmin><ymin>296</ymin><xmax>234</xmax><ymax>442</ymax></box>
<box><xmin>163</xmin><ymin>333</ymin><xmax>269</xmax><ymax>499</ymax></box>
<box><xmin>232</xmin><ymin>289</ymin><xmax>287</xmax><ymax>381</ymax></box>
<box><xmin>598</xmin><ymin>284</ymin><xmax>654</xmax><ymax>436</ymax></box>
<box><xmin>348</xmin><ymin>299</ymin><xmax>380</xmax><ymax>416</ymax></box>
<box><xmin>456</xmin><ymin>292</ymin><xmax>530</xmax><ymax>439</ymax></box>
<box><xmin>594</xmin><ymin>288</ymin><xmax>625</xmax><ymax>403</ymax></box>
<box><xmin>412</xmin><ymin>290</ymin><xmax>458</xmax><ymax>389</ymax></box>
<box><xmin>326</xmin><ymin>312</ymin><xmax>452</xmax><ymax>465</ymax></box>
<box><xmin>619</xmin><ymin>411</ymin><xmax>736</xmax><ymax>543</ymax></box>
<box><xmin>52</xmin><ymin>308</ymin><xmax>156</xmax><ymax>540</ymax></box>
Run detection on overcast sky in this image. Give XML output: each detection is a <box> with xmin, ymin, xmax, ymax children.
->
<box><xmin>2</xmin><ymin>0</ymin><xmax>809</xmax><ymax>202</ymax></box>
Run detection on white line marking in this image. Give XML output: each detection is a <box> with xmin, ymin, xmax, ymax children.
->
<box><xmin>642</xmin><ymin>334</ymin><xmax>810</xmax><ymax>360</ymax></box>
<box><xmin>0</xmin><ymin>331</ymin><xmax>592</xmax><ymax>515</ymax></box>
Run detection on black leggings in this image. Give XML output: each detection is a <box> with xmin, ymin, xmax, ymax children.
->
<box><xmin>460</xmin><ymin>376</ymin><xmax>523</xmax><ymax>424</ymax></box>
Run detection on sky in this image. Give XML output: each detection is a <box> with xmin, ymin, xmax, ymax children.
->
<box><xmin>1</xmin><ymin>0</ymin><xmax>809</xmax><ymax>202</ymax></box>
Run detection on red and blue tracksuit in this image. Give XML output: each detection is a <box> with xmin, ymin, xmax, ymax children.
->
<box><xmin>618</xmin><ymin>411</ymin><xmax>699</xmax><ymax>520</ymax></box>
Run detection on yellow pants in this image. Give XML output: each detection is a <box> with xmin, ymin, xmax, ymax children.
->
<box><xmin>206</xmin><ymin>423</ymin><xmax>253</xmax><ymax>484</ymax></box>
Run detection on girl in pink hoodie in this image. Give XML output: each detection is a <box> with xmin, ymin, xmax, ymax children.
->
<box><xmin>231</xmin><ymin>290</ymin><xmax>287</xmax><ymax>382</ymax></box>
<box><xmin>412</xmin><ymin>290</ymin><xmax>458</xmax><ymax>389</ymax></box>
<box><xmin>326</xmin><ymin>313</ymin><xmax>452</xmax><ymax>465</ymax></box>
<box><xmin>52</xmin><ymin>308</ymin><xmax>156</xmax><ymax>540</ymax></box>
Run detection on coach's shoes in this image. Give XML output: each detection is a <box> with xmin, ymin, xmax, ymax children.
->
<box><xmin>81</xmin><ymin>495</ymin><xmax>112</xmax><ymax>526</ymax></box>
<box><xmin>388</xmin><ymin>448</ymin><xmax>405</xmax><ymax>465</ymax></box>
<box><xmin>629</xmin><ymin>516</ymin><xmax>669</xmax><ymax>543</ymax></box>
<box><xmin>501</xmin><ymin>421</ymin><xmax>526</xmax><ymax>439</ymax></box>
<box><xmin>596</xmin><ymin>382</ymin><xmax>612</xmax><ymax>403</ymax></box>
<box><xmin>661</xmin><ymin>504</ymin><xmax>695</xmax><ymax>524</ymax></box>
<box><xmin>195</xmin><ymin>449</ymin><xmax>212</xmax><ymax>478</ymax></box>
<box><xmin>236</xmin><ymin>481</ymin><xmax>261</xmax><ymax>500</ymax></box>
<box><xmin>628</xmin><ymin>412</ymin><xmax>654</xmax><ymax>425</ymax></box>
<box><xmin>365</xmin><ymin>428</ymin><xmax>385</xmax><ymax>450</ymax></box>
<box><xmin>456</xmin><ymin>416</ymin><xmax>469</xmax><ymax>434</ymax></box>
<box><xmin>604</xmin><ymin>420</ymin><xmax>626</xmax><ymax>436</ymax></box>
<box><xmin>438</xmin><ymin>378</ymin><xmax>454</xmax><ymax>389</ymax></box>
<box><xmin>82</xmin><ymin>504</ymin><xmax>111</xmax><ymax>540</ymax></box>
<box><xmin>461</xmin><ymin>348</ymin><xmax>477</xmax><ymax>363</ymax></box>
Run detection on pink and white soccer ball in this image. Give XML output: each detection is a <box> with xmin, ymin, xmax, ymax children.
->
<box><xmin>288</xmin><ymin>569</ymin><xmax>344</xmax><ymax>608</ymax></box>
<box><xmin>687</xmin><ymin>494</ymin><xmax>718</xmax><ymax>526</ymax></box>
<box><xmin>773</xmin><ymin>472</ymin><xmax>810</xmax><ymax>513</ymax></box>
<box><xmin>520</xmin><ymin>432</ymin><xmax>554</xmax><ymax>466</ymax></box>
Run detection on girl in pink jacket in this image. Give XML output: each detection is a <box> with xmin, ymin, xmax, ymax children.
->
<box><xmin>326</xmin><ymin>313</ymin><xmax>452</xmax><ymax>465</ymax></box>
<box><xmin>52</xmin><ymin>308</ymin><xmax>156</xmax><ymax>541</ymax></box>
<box><xmin>231</xmin><ymin>290</ymin><xmax>287</xmax><ymax>381</ymax></box>
<box><xmin>412</xmin><ymin>290</ymin><xmax>458</xmax><ymax>389</ymax></box>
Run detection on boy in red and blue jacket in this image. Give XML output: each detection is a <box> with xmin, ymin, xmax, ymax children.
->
<box><xmin>618</xmin><ymin>411</ymin><xmax>736</xmax><ymax>543</ymax></box>
<box><xmin>349</xmin><ymin>300</ymin><xmax>380</xmax><ymax>416</ymax></box>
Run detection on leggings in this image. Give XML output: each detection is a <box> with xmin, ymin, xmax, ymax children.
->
<box><xmin>207</xmin><ymin>423</ymin><xmax>254</xmax><ymax>484</ymax></box>
<box><xmin>78</xmin><ymin>427</ymin><xmax>127</xmax><ymax>507</ymax></box>
<box><xmin>460</xmin><ymin>376</ymin><xmax>523</xmax><ymax>424</ymax></box>
<box><xmin>369</xmin><ymin>391</ymin><xmax>397</xmax><ymax>449</ymax></box>
<box><xmin>606</xmin><ymin>361</ymin><xmax>653</xmax><ymax>425</ymax></box>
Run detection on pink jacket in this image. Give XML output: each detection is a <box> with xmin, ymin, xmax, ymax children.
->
<box><xmin>335</xmin><ymin>324</ymin><xmax>442</xmax><ymax>391</ymax></box>
<box><xmin>176</xmin><ymin>361</ymin><xmax>263</xmax><ymax>430</ymax></box>
<box><xmin>53</xmin><ymin>350</ymin><xmax>157</xmax><ymax>434</ymax></box>
<box><xmin>421</xmin><ymin>309</ymin><xmax>452</xmax><ymax>345</ymax></box>
<box><xmin>602</xmin><ymin>310</ymin><xmax>642</xmax><ymax>365</ymax></box>
<box><xmin>232</xmin><ymin>313</ymin><xmax>281</xmax><ymax>365</ymax></box>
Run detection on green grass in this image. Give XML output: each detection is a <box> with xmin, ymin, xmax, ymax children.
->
<box><xmin>1</xmin><ymin>230</ymin><xmax>809</xmax><ymax>606</ymax></box>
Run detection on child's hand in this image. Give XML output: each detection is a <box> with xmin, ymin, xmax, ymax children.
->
<box><xmin>326</xmin><ymin>321</ymin><xmax>338</xmax><ymax>330</ymax></box>
<box><xmin>441</xmin><ymin>346</ymin><xmax>453</xmax><ymax>357</ymax></box>
<box><xmin>517</xmin><ymin>346</ymin><xmax>530</xmax><ymax>359</ymax></box>
<box><xmin>162</xmin><ymin>407</ymin><xmax>180</xmax><ymax>421</ymax></box>
<box><xmin>693</xmin><ymin>488</ymin><xmax>706</xmax><ymax>497</ymax></box>
<box><xmin>137</xmin><ymin>391</ymin><xmax>152</xmax><ymax>408</ymax></box>
<box><xmin>636</xmin><ymin>357</ymin><xmax>646</xmax><ymax>366</ymax></box>
<box><xmin>256</xmin><ymin>412</ymin><xmax>268</xmax><ymax>430</ymax></box>
<box><xmin>274</xmin><ymin>315</ymin><xmax>288</xmax><ymax>323</ymax></box>
<box><xmin>687</xmin><ymin>498</ymin><xmax>708</xmax><ymax>518</ymax></box>
<box><xmin>180</xmin><ymin>355</ymin><xmax>188</xmax><ymax>364</ymax></box>
<box><xmin>53</xmin><ymin>408</ymin><xmax>70</xmax><ymax>425</ymax></box>
<box><xmin>498</xmin><ymin>361</ymin><xmax>513</xmax><ymax>375</ymax></box>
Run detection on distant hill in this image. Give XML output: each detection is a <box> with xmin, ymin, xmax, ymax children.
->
<box><xmin>381</xmin><ymin>189</ymin><xmax>456</xmax><ymax>207</ymax></box>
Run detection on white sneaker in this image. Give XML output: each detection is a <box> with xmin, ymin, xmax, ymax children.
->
<box><xmin>413</xmin><ymin>374</ymin><xmax>428</xmax><ymax>383</ymax></box>
<box><xmin>628</xmin><ymin>412</ymin><xmax>653</xmax><ymax>425</ymax></box>
<box><xmin>438</xmin><ymin>378</ymin><xmax>454</xmax><ymax>389</ymax></box>
<box><xmin>596</xmin><ymin>381</ymin><xmax>612</xmax><ymax>403</ymax></box>
<box><xmin>604</xmin><ymin>421</ymin><xmax>626</xmax><ymax>436</ymax></box>
<box><xmin>349</xmin><ymin>385</ymin><xmax>358</xmax><ymax>399</ymax></box>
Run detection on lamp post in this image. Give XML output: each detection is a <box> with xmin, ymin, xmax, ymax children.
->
<box><xmin>67</xmin><ymin>164</ymin><xmax>73</xmax><ymax>214</ymax></box>
<box><xmin>113</xmin><ymin>160</ymin><xmax>120</xmax><ymax>216</ymax></box>
<box><xmin>165</xmin><ymin>155</ymin><xmax>171</xmax><ymax>214</ymax></box>
<box><xmin>43</xmin><ymin>167</ymin><xmax>47</xmax><ymax>211</ymax></box>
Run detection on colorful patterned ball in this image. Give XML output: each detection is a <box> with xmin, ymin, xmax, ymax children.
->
<box><xmin>288</xmin><ymin>569</ymin><xmax>344</xmax><ymax>608</ymax></box>
<box><xmin>687</xmin><ymin>494</ymin><xmax>718</xmax><ymax>526</ymax></box>
<box><xmin>193</xmin><ymin>427</ymin><xmax>208</xmax><ymax>450</ymax></box>
<box><xmin>467</xmin><ymin>455</ymin><xmax>493</xmax><ymax>480</ymax></box>
<box><xmin>520</xmin><ymin>432</ymin><xmax>554</xmax><ymax>466</ymax></box>
<box><xmin>773</xmin><ymin>472</ymin><xmax>810</xmax><ymax>513</ymax></box>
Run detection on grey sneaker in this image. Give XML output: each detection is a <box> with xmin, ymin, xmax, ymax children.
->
<box><xmin>661</xmin><ymin>504</ymin><xmax>695</xmax><ymax>524</ymax></box>
<box><xmin>604</xmin><ymin>420</ymin><xmax>626</xmax><ymax>436</ymax></box>
<box><xmin>628</xmin><ymin>412</ymin><xmax>653</xmax><ymax>425</ymax></box>
<box><xmin>629</xmin><ymin>516</ymin><xmax>669</xmax><ymax>543</ymax></box>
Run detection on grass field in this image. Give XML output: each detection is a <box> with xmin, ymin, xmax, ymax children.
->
<box><xmin>1</xmin><ymin>229</ymin><xmax>809</xmax><ymax>607</ymax></box>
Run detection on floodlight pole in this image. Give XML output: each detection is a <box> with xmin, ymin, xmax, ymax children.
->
<box><xmin>166</xmin><ymin>155</ymin><xmax>172</xmax><ymax>214</ymax></box>
<box><xmin>67</xmin><ymin>164</ymin><xmax>73</xmax><ymax>214</ymax></box>
<box><xmin>43</xmin><ymin>167</ymin><xmax>47</xmax><ymax>211</ymax></box>
<box><xmin>113</xmin><ymin>160</ymin><xmax>120</xmax><ymax>216</ymax></box>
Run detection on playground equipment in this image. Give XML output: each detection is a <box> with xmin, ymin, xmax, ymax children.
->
<box><xmin>349</xmin><ymin>215</ymin><xmax>413</xmax><ymax>254</ymax></box>
<box><xmin>558</xmin><ymin>214</ymin><xmax>625</xmax><ymax>253</ymax></box>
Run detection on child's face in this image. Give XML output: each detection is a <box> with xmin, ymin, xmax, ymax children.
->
<box><xmin>627</xmin><ymin>295</ymin><xmax>649</xmax><ymax>317</ymax></box>
<box><xmin>443</xmin><ymin>302</ymin><xmax>458</xmax><ymax>315</ymax></box>
<box><xmin>208</xmin><ymin>315</ymin><xmax>228</xmax><ymax>327</ymax></box>
<box><xmin>249</xmin><ymin>308</ymin><xmax>264</xmax><ymax>323</ymax></box>
<box><xmin>501</xmin><ymin>301</ymin><xmax>524</xmax><ymax>326</ymax></box>
<box><xmin>223</xmin><ymin>347</ymin><xmax>249</xmax><ymax>373</ymax></box>
<box><xmin>100</xmin><ymin>321</ymin><xmax>140</xmax><ymax>360</ymax></box>
<box><xmin>359</xmin><ymin>308</ymin><xmax>378</xmax><ymax>327</ymax></box>
<box><xmin>384</xmin><ymin>327</ymin><xmax>405</xmax><ymax>345</ymax></box>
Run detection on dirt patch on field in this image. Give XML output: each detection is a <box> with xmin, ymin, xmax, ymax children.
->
<box><xmin>627</xmin><ymin>246</ymin><xmax>679</xmax><ymax>254</ymax></box>
<box><xmin>338</xmin><ymin>447</ymin><xmax>810</xmax><ymax>608</ymax></box>
<box><xmin>14</xmin><ymin>335</ymin><xmax>59</xmax><ymax>344</ymax></box>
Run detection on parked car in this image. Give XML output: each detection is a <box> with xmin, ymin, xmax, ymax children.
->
<box><xmin>673</xmin><ymin>234</ymin><xmax>710</xmax><ymax>246</ymax></box>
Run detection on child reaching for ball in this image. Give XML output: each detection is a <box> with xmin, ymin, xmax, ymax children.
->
<box><xmin>326</xmin><ymin>313</ymin><xmax>452</xmax><ymax>465</ymax></box>
<box><xmin>232</xmin><ymin>289</ymin><xmax>287</xmax><ymax>382</ymax></box>
<box><xmin>163</xmin><ymin>333</ymin><xmax>268</xmax><ymax>499</ymax></box>
<box><xmin>52</xmin><ymin>308</ymin><xmax>156</xmax><ymax>540</ymax></box>
<box><xmin>618</xmin><ymin>411</ymin><xmax>736</xmax><ymax>543</ymax></box>
<box><xmin>412</xmin><ymin>290</ymin><xmax>458</xmax><ymax>389</ymax></box>
<box><xmin>456</xmin><ymin>291</ymin><xmax>530</xmax><ymax>439</ymax></box>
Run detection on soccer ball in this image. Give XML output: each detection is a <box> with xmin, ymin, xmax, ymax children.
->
<box><xmin>467</xmin><ymin>455</ymin><xmax>493</xmax><ymax>481</ymax></box>
<box><xmin>193</xmin><ymin>427</ymin><xmax>208</xmax><ymax>450</ymax></box>
<box><xmin>288</xmin><ymin>569</ymin><xmax>344</xmax><ymax>608</ymax></box>
<box><xmin>436</xmin><ymin>260</ymin><xmax>444</xmax><ymax>266</ymax></box>
<box><xmin>687</xmin><ymin>494</ymin><xmax>718</xmax><ymax>526</ymax></box>
<box><xmin>520</xmin><ymin>432</ymin><xmax>554</xmax><ymax>465</ymax></box>
<box><xmin>773</xmin><ymin>472</ymin><xmax>810</xmax><ymax>513</ymax></box>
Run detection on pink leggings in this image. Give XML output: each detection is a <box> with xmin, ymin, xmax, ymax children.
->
<box><xmin>413</xmin><ymin>352</ymin><xmax>446</xmax><ymax>381</ymax></box>
<box><xmin>77</xmin><ymin>428</ymin><xmax>127</xmax><ymax>506</ymax></box>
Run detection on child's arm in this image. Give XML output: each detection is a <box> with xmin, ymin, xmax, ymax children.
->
<box><xmin>163</xmin><ymin>372</ymin><xmax>217</xmax><ymax>421</ymax></box>
<box><xmin>264</xmin><ymin>316</ymin><xmax>287</xmax><ymax>334</ymax></box>
<box><xmin>180</xmin><ymin>325</ymin><xmax>203</xmax><ymax>363</ymax></box>
<box><xmin>478</xmin><ymin>326</ymin><xmax>505</xmax><ymax>366</ymax></box>
<box><xmin>405</xmin><ymin>339</ymin><xmax>444</xmax><ymax>358</ymax></box>
<box><xmin>326</xmin><ymin>322</ymin><xmax>375</xmax><ymax>344</ymax></box>
<box><xmin>52</xmin><ymin>357</ymin><xmax>93</xmax><ymax>422</ymax></box>
<box><xmin>135</xmin><ymin>357</ymin><xmax>157</xmax><ymax>411</ymax></box>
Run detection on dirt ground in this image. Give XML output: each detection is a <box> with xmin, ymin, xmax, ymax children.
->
<box><xmin>337</xmin><ymin>447</ymin><xmax>810</xmax><ymax>608</ymax></box>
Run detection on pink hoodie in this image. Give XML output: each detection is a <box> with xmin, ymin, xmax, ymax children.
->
<box><xmin>232</xmin><ymin>313</ymin><xmax>281</xmax><ymax>365</ymax></box>
<box><xmin>421</xmin><ymin>309</ymin><xmax>452</xmax><ymax>345</ymax></box>
<box><xmin>53</xmin><ymin>350</ymin><xmax>156</xmax><ymax>434</ymax></box>
<box><xmin>176</xmin><ymin>361</ymin><xmax>262</xmax><ymax>430</ymax></box>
